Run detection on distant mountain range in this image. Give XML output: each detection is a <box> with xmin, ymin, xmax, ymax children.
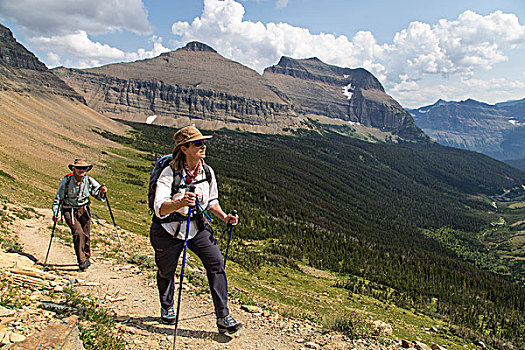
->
<box><xmin>3</xmin><ymin>22</ymin><xmax>525</xmax><ymax>348</ymax></box>
<box><xmin>52</xmin><ymin>41</ymin><xmax>427</xmax><ymax>142</ymax></box>
<box><xmin>408</xmin><ymin>98</ymin><xmax>525</xmax><ymax>167</ymax></box>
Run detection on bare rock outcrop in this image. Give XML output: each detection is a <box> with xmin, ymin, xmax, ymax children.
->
<box><xmin>53</xmin><ymin>41</ymin><xmax>304</xmax><ymax>133</ymax></box>
<box><xmin>0</xmin><ymin>24</ymin><xmax>84</xmax><ymax>101</ymax></box>
<box><xmin>263</xmin><ymin>56</ymin><xmax>427</xmax><ymax>141</ymax></box>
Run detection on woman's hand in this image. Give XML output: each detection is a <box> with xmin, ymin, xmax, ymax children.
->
<box><xmin>179</xmin><ymin>191</ymin><xmax>197</xmax><ymax>207</ymax></box>
<box><xmin>159</xmin><ymin>192</ymin><xmax>198</xmax><ymax>216</ymax></box>
<box><xmin>225</xmin><ymin>213</ymin><xmax>238</xmax><ymax>226</ymax></box>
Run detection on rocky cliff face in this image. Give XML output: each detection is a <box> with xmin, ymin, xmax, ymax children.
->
<box><xmin>0</xmin><ymin>24</ymin><xmax>83</xmax><ymax>100</ymax></box>
<box><xmin>54</xmin><ymin>68</ymin><xmax>297</xmax><ymax>133</ymax></box>
<box><xmin>263</xmin><ymin>56</ymin><xmax>427</xmax><ymax>141</ymax></box>
<box><xmin>53</xmin><ymin>42</ymin><xmax>302</xmax><ymax>133</ymax></box>
<box><xmin>0</xmin><ymin>25</ymin><xmax>46</xmax><ymax>71</ymax></box>
<box><xmin>409</xmin><ymin>99</ymin><xmax>525</xmax><ymax>161</ymax></box>
<box><xmin>53</xmin><ymin>40</ymin><xmax>426</xmax><ymax>140</ymax></box>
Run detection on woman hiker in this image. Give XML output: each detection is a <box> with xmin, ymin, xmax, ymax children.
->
<box><xmin>52</xmin><ymin>158</ymin><xmax>107</xmax><ymax>271</ymax></box>
<box><xmin>150</xmin><ymin>126</ymin><xmax>242</xmax><ymax>333</ymax></box>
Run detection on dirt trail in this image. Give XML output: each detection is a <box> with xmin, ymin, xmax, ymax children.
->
<box><xmin>10</xmin><ymin>208</ymin><xmax>328</xmax><ymax>350</ymax></box>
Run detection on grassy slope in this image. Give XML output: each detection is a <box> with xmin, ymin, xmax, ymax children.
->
<box><xmin>0</xmin><ymin>91</ymin><xmax>128</xmax><ymax>208</ymax></box>
<box><xmin>90</xmin><ymin>122</ymin><xmax>525</xmax><ymax>349</ymax></box>
<box><xmin>3</xmin><ymin>116</ymin><xmax>525</xmax><ymax>349</ymax></box>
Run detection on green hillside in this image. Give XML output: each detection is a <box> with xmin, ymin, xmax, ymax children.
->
<box><xmin>93</xmin><ymin>122</ymin><xmax>525</xmax><ymax>349</ymax></box>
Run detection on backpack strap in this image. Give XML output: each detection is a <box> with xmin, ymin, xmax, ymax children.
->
<box><xmin>203</xmin><ymin>163</ymin><xmax>212</xmax><ymax>185</ymax></box>
<box><xmin>63</xmin><ymin>174</ymin><xmax>74</xmax><ymax>201</ymax></box>
<box><xmin>170</xmin><ymin>168</ymin><xmax>184</xmax><ymax>198</ymax></box>
<box><xmin>85</xmin><ymin>175</ymin><xmax>92</xmax><ymax>205</ymax></box>
<box><xmin>154</xmin><ymin>164</ymin><xmax>213</xmax><ymax>224</ymax></box>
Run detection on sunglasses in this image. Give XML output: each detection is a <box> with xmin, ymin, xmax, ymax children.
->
<box><xmin>191</xmin><ymin>140</ymin><xmax>207</xmax><ymax>147</ymax></box>
<box><xmin>75</xmin><ymin>166</ymin><xmax>90</xmax><ymax>170</ymax></box>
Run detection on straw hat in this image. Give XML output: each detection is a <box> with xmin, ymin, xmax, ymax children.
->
<box><xmin>173</xmin><ymin>126</ymin><xmax>212</xmax><ymax>149</ymax></box>
<box><xmin>68</xmin><ymin>158</ymin><xmax>93</xmax><ymax>171</ymax></box>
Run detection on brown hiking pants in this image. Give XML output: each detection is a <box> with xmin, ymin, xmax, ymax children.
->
<box><xmin>63</xmin><ymin>206</ymin><xmax>91</xmax><ymax>265</ymax></box>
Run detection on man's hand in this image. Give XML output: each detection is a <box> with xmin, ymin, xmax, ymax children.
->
<box><xmin>100</xmin><ymin>186</ymin><xmax>107</xmax><ymax>196</ymax></box>
<box><xmin>52</xmin><ymin>215</ymin><xmax>59</xmax><ymax>223</ymax></box>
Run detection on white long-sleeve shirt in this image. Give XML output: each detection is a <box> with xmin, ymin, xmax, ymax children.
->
<box><xmin>154</xmin><ymin>163</ymin><xmax>218</xmax><ymax>240</ymax></box>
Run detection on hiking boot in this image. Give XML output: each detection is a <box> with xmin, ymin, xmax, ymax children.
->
<box><xmin>216</xmin><ymin>314</ymin><xmax>242</xmax><ymax>334</ymax></box>
<box><xmin>160</xmin><ymin>306</ymin><xmax>177</xmax><ymax>324</ymax></box>
<box><xmin>79</xmin><ymin>260</ymin><xmax>91</xmax><ymax>271</ymax></box>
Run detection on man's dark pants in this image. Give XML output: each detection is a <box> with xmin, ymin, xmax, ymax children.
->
<box><xmin>150</xmin><ymin>222</ymin><xmax>229</xmax><ymax>318</ymax></box>
<box><xmin>63</xmin><ymin>206</ymin><xmax>91</xmax><ymax>265</ymax></box>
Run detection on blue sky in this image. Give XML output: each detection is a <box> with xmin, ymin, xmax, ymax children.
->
<box><xmin>1</xmin><ymin>0</ymin><xmax>524</xmax><ymax>108</ymax></box>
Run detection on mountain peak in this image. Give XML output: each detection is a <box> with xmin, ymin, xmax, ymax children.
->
<box><xmin>460</xmin><ymin>98</ymin><xmax>491</xmax><ymax>107</ymax></box>
<box><xmin>0</xmin><ymin>23</ymin><xmax>47</xmax><ymax>71</ymax></box>
<box><xmin>0</xmin><ymin>24</ymin><xmax>13</xmax><ymax>40</ymax></box>
<box><xmin>305</xmin><ymin>57</ymin><xmax>322</xmax><ymax>62</ymax></box>
<box><xmin>180</xmin><ymin>41</ymin><xmax>217</xmax><ymax>53</ymax></box>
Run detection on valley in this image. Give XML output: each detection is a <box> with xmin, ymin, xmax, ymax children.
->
<box><xmin>1</xmin><ymin>20</ymin><xmax>525</xmax><ymax>350</ymax></box>
<box><xmin>91</xmin><ymin>121</ymin><xmax>525</xmax><ymax>349</ymax></box>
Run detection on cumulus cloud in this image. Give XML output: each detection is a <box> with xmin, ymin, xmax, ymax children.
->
<box><xmin>0</xmin><ymin>0</ymin><xmax>152</xmax><ymax>36</ymax></box>
<box><xmin>29</xmin><ymin>32</ymin><xmax>170</xmax><ymax>68</ymax></box>
<box><xmin>385</xmin><ymin>10</ymin><xmax>525</xmax><ymax>84</ymax></box>
<box><xmin>0</xmin><ymin>0</ymin><xmax>166</xmax><ymax>68</ymax></box>
<box><xmin>171</xmin><ymin>0</ymin><xmax>384</xmax><ymax>75</ymax></box>
<box><xmin>171</xmin><ymin>0</ymin><xmax>525</xmax><ymax>98</ymax></box>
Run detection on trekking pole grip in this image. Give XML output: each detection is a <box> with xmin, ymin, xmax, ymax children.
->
<box><xmin>188</xmin><ymin>184</ymin><xmax>196</xmax><ymax>205</ymax></box>
<box><xmin>229</xmin><ymin>209</ymin><xmax>238</xmax><ymax>225</ymax></box>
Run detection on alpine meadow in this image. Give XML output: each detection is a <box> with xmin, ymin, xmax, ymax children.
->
<box><xmin>94</xmin><ymin>121</ymin><xmax>525</xmax><ymax>349</ymax></box>
<box><xmin>2</xmin><ymin>6</ymin><xmax>525</xmax><ymax>349</ymax></box>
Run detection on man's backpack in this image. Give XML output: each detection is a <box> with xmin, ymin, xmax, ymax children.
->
<box><xmin>147</xmin><ymin>154</ymin><xmax>212</xmax><ymax>215</ymax></box>
<box><xmin>62</xmin><ymin>173</ymin><xmax>93</xmax><ymax>202</ymax></box>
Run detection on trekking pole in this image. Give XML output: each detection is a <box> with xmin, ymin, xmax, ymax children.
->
<box><xmin>223</xmin><ymin>210</ymin><xmax>237</xmax><ymax>269</ymax></box>
<box><xmin>104</xmin><ymin>194</ymin><xmax>127</xmax><ymax>260</ymax></box>
<box><xmin>173</xmin><ymin>185</ymin><xmax>195</xmax><ymax>350</ymax></box>
<box><xmin>44</xmin><ymin>203</ymin><xmax>62</xmax><ymax>266</ymax></box>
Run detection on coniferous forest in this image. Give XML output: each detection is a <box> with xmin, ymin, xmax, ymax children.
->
<box><xmin>97</xmin><ymin>122</ymin><xmax>525</xmax><ymax>349</ymax></box>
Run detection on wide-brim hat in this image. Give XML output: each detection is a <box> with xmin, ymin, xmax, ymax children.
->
<box><xmin>68</xmin><ymin>158</ymin><xmax>93</xmax><ymax>171</ymax></box>
<box><xmin>173</xmin><ymin>126</ymin><xmax>212</xmax><ymax>149</ymax></box>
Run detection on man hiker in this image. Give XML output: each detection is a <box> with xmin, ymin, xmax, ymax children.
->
<box><xmin>150</xmin><ymin>126</ymin><xmax>242</xmax><ymax>333</ymax></box>
<box><xmin>52</xmin><ymin>158</ymin><xmax>107</xmax><ymax>271</ymax></box>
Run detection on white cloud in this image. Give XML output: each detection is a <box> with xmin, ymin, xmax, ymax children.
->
<box><xmin>45</xmin><ymin>52</ymin><xmax>61</xmax><ymax>67</ymax></box>
<box><xmin>171</xmin><ymin>0</ymin><xmax>384</xmax><ymax>75</ymax></box>
<box><xmin>276</xmin><ymin>0</ymin><xmax>289</xmax><ymax>9</ymax></box>
<box><xmin>0</xmin><ymin>0</ymin><xmax>151</xmax><ymax>36</ymax></box>
<box><xmin>385</xmin><ymin>10</ymin><xmax>525</xmax><ymax>84</ymax></box>
<box><xmin>0</xmin><ymin>0</ymin><xmax>162</xmax><ymax>68</ymax></box>
<box><xmin>171</xmin><ymin>0</ymin><xmax>525</xmax><ymax>107</ymax></box>
<box><xmin>29</xmin><ymin>32</ymin><xmax>170</xmax><ymax>68</ymax></box>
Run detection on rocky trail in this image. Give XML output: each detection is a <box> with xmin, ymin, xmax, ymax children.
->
<box><xmin>0</xmin><ymin>204</ymin><xmax>401</xmax><ymax>350</ymax></box>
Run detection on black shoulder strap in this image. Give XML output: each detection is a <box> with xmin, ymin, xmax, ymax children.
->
<box><xmin>203</xmin><ymin>163</ymin><xmax>212</xmax><ymax>184</ymax></box>
<box><xmin>64</xmin><ymin>174</ymin><xmax>73</xmax><ymax>200</ymax></box>
<box><xmin>170</xmin><ymin>166</ymin><xmax>184</xmax><ymax>197</ymax></box>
